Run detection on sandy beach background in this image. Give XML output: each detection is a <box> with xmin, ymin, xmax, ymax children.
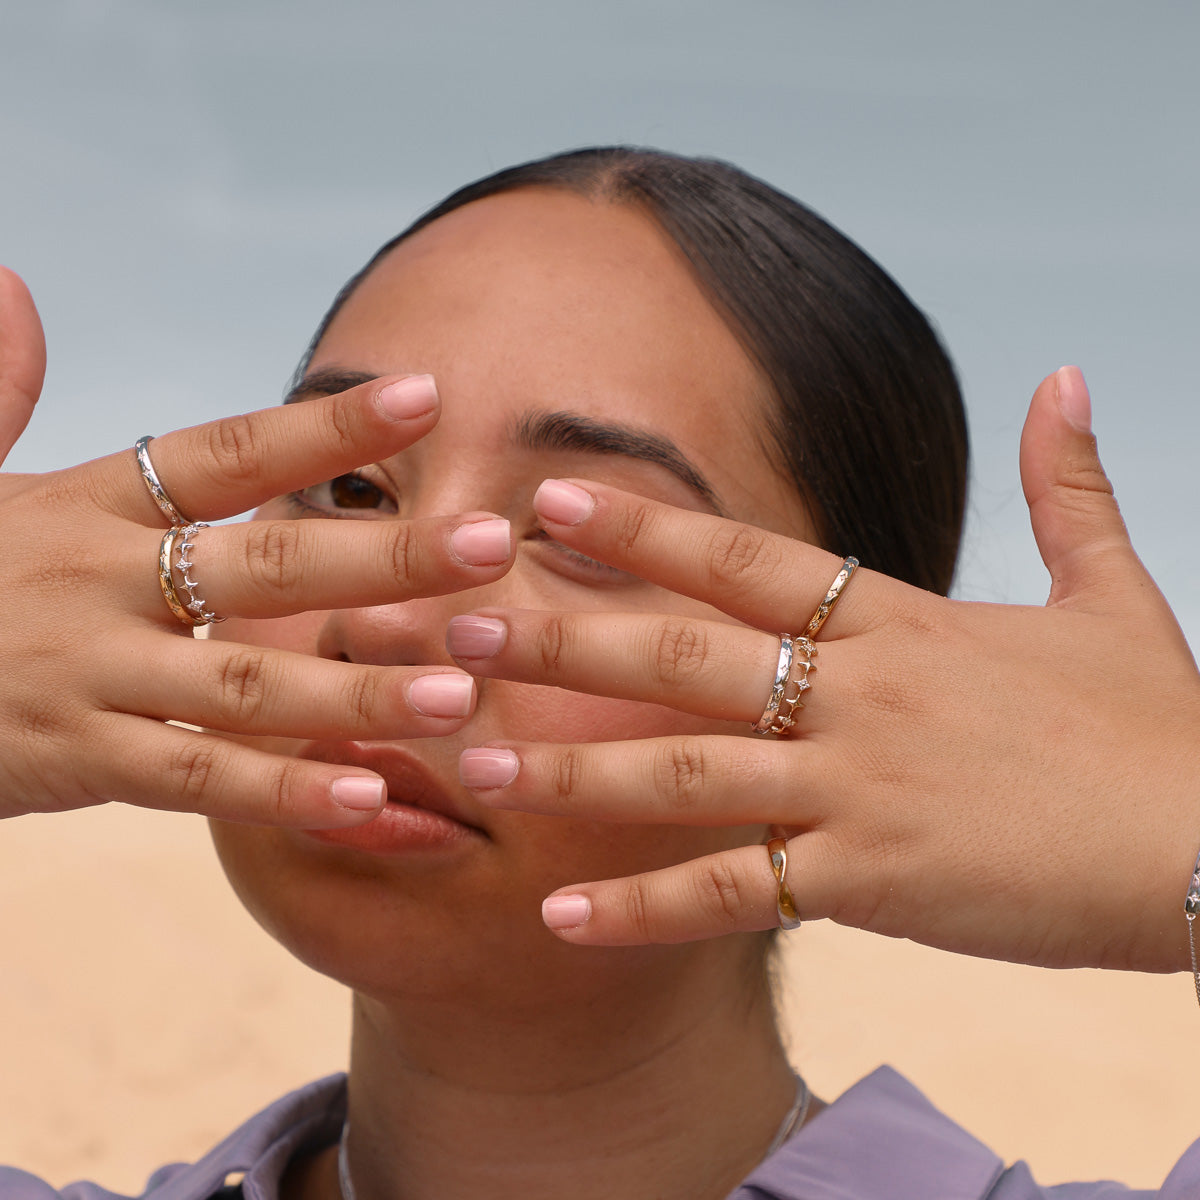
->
<box><xmin>2</xmin><ymin>802</ymin><xmax>1195</xmax><ymax>1191</ymax></box>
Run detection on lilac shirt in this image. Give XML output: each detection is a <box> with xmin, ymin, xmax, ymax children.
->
<box><xmin>2</xmin><ymin>1067</ymin><xmax>1196</xmax><ymax>1199</ymax></box>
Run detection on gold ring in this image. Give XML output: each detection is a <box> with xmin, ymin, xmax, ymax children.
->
<box><xmin>766</xmin><ymin>835</ymin><xmax>801</xmax><ymax>930</ymax></box>
<box><xmin>159</xmin><ymin>526</ymin><xmax>204</xmax><ymax>627</ymax></box>
<box><xmin>804</xmin><ymin>557</ymin><xmax>859</xmax><ymax>640</ymax></box>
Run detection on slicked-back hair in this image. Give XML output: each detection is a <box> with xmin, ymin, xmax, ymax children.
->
<box><xmin>296</xmin><ymin>147</ymin><xmax>968</xmax><ymax>595</ymax></box>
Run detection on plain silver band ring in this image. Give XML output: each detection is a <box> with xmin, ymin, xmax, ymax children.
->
<box><xmin>135</xmin><ymin>435</ymin><xmax>192</xmax><ymax>526</ymax></box>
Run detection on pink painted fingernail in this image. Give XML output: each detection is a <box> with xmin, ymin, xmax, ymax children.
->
<box><xmin>331</xmin><ymin>776</ymin><xmax>386</xmax><ymax>811</ymax></box>
<box><xmin>459</xmin><ymin>747</ymin><xmax>519</xmax><ymax>789</ymax></box>
<box><xmin>1056</xmin><ymin>365</ymin><xmax>1091</xmax><ymax>433</ymax></box>
<box><xmin>377</xmin><ymin>374</ymin><xmax>438</xmax><ymax>420</ymax></box>
<box><xmin>542</xmin><ymin>894</ymin><xmax>592</xmax><ymax>929</ymax></box>
<box><xmin>534</xmin><ymin>479</ymin><xmax>594</xmax><ymax>526</ymax></box>
<box><xmin>446</xmin><ymin>615</ymin><xmax>507</xmax><ymax>659</ymax></box>
<box><xmin>449</xmin><ymin>518</ymin><xmax>511</xmax><ymax>566</ymax></box>
<box><xmin>409</xmin><ymin>672</ymin><xmax>474</xmax><ymax>718</ymax></box>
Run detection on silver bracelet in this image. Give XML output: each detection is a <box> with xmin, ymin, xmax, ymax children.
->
<box><xmin>1185</xmin><ymin>845</ymin><xmax>1200</xmax><ymax>1008</ymax></box>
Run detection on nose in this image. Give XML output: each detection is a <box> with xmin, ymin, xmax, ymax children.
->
<box><xmin>317</xmin><ymin>590</ymin><xmax>480</xmax><ymax>670</ymax></box>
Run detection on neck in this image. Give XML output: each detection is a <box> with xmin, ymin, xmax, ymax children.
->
<box><xmin>318</xmin><ymin>939</ymin><xmax>802</xmax><ymax>1200</ymax></box>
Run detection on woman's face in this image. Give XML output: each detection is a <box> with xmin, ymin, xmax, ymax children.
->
<box><xmin>210</xmin><ymin>187</ymin><xmax>813</xmax><ymax>1011</ymax></box>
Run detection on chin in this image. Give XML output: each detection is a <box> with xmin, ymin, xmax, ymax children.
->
<box><xmin>206</xmin><ymin>811</ymin><xmax>700</xmax><ymax>1013</ymax></box>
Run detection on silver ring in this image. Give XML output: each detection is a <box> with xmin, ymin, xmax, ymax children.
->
<box><xmin>174</xmin><ymin>523</ymin><xmax>225</xmax><ymax>624</ymax></box>
<box><xmin>135</xmin><ymin>435</ymin><xmax>193</xmax><ymax>526</ymax></box>
<box><xmin>753</xmin><ymin>633</ymin><xmax>816</xmax><ymax>736</ymax></box>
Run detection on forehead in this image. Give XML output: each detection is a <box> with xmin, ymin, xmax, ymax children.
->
<box><xmin>314</xmin><ymin>188</ymin><xmax>807</xmax><ymax>532</ymax></box>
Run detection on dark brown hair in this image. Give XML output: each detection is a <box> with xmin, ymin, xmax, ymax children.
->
<box><xmin>297</xmin><ymin>147</ymin><xmax>968</xmax><ymax>593</ymax></box>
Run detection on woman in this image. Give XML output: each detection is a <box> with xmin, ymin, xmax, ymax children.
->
<box><xmin>1</xmin><ymin>148</ymin><xmax>1197</xmax><ymax>1198</ymax></box>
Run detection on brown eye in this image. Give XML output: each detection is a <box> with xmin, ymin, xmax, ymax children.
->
<box><xmin>329</xmin><ymin>473</ymin><xmax>386</xmax><ymax>509</ymax></box>
<box><xmin>288</xmin><ymin>472</ymin><xmax>397</xmax><ymax>516</ymax></box>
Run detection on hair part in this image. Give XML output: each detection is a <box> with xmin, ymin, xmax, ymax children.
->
<box><xmin>296</xmin><ymin>147</ymin><xmax>968</xmax><ymax>594</ymax></box>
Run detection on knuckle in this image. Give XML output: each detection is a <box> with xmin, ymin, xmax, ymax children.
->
<box><xmin>342</xmin><ymin>668</ymin><xmax>379</xmax><ymax>727</ymax></box>
<box><xmin>206</xmin><ymin>414</ymin><xmax>263</xmax><ymax>485</ymax></box>
<box><xmin>326</xmin><ymin>394</ymin><xmax>360</xmax><ymax>455</ymax></box>
<box><xmin>216</xmin><ymin>648</ymin><xmax>270</xmax><ymax>723</ymax></box>
<box><xmin>263</xmin><ymin>759</ymin><xmax>305</xmax><ymax>823</ymax></box>
<box><xmin>169</xmin><ymin>740</ymin><xmax>221</xmax><ymax>805</ymax></box>
<box><xmin>622</xmin><ymin>878</ymin><xmax>655</xmax><ymax>942</ymax></box>
<box><xmin>550</xmin><ymin>746</ymin><xmax>585</xmax><ymax>806</ymax></box>
<box><xmin>650</xmin><ymin>619</ymin><xmax>709</xmax><ymax>689</ymax></box>
<box><xmin>13</xmin><ymin>696</ymin><xmax>66</xmax><ymax>742</ymax></box>
<box><xmin>536</xmin><ymin>613</ymin><xmax>571</xmax><ymax>675</ymax></box>
<box><xmin>387</xmin><ymin>524</ymin><xmax>421</xmax><ymax>587</ymax></box>
<box><xmin>705</xmin><ymin>524</ymin><xmax>780</xmax><ymax>594</ymax></box>
<box><xmin>693</xmin><ymin>856</ymin><xmax>747</xmax><ymax>926</ymax></box>
<box><xmin>243</xmin><ymin>521</ymin><xmax>304</xmax><ymax>595</ymax></box>
<box><xmin>654</xmin><ymin>740</ymin><xmax>708</xmax><ymax>812</ymax></box>
<box><xmin>611</xmin><ymin>499</ymin><xmax>652</xmax><ymax>557</ymax></box>
<box><xmin>857</xmin><ymin>665</ymin><xmax>908</xmax><ymax>719</ymax></box>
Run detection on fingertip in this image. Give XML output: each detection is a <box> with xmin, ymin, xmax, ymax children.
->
<box><xmin>1055</xmin><ymin>365</ymin><xmax>1092</xmax><ymax>433</ymax></box>
<box><xmin>407</xmin><ymin>671</ymin><xmax>476</xmax><ymax>719</ymax></box>
<box><xmin>448</xmin><ymin>516</ymin><xmax>512</xmax><ymax>567</ymax></box>
<box><xmin>542</xmin><ymin>892</ymin><xmax>592</xmax><ymax>932</ymax></box>
<box><xmin>375</xmin><ymin>374</ymin><xmax>439</xmax><ymax>422</ymax></box>
<box><xmin>534</xmin><ymin>479</ymin><xmax>595</xmax><ymax>526</ymax></box>
<box><xmin>330</xmin><ymin>775</ymin><xmax>387</xmax><ymax>817</ymax></box>
<box><xmin>458</xmin><ymin>746</ymin><xmax>519</xmax><ymax>790</ymax></box>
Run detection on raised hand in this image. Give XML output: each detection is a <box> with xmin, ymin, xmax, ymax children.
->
<box><xmin>449</xmin><ymin>368</ymin><xmax>1200</xmax><ymax>974</ymax></box>
<box><xmin>0</xmin><ymin>268</ymin><xmax>514</xmax><ymax>826</ymax></box>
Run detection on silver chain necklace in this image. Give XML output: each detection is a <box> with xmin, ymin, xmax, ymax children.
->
<box><xmin>336</xmin><ymin>1072</ymin><xmax>810</xmax><ymax>1200</ymax></box>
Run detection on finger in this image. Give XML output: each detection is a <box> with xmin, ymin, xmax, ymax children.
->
<box><xmin>538</xmin><ymin>843</ymin><xmax>787</xmax><ymax>944</ymax></box>
<box><xmin>167</xmin><ymin>512</ymin><xmax>513</xmax><ymax>619</ymax></box>
<box><xmin>532</xmin><ymin>478</ymin><xmax>873</xmax><ymax>636</ymax></box>
<box><xmin>0</xmin><ymin>267</ymin><xmax>47</xmax><ymax>463</ymax></box>
<box><xmin>78</xmin><ymin>713</ymin><xmax>388</xmax><ymax>827</ymax></box>
<box><xmin>448</xmin><ymin>610</ymin><xmax>799</xmax><ymax>721</ymax></box>
<box><xmin>88</xmin><ymin>373</ymin><xmax>442</xmax><ymax>525</ymax></box>
<box><xmin>457</xmin><ymin>736</ymin><xmax>827</xmax><ymax>825</ymax></box>
<box><xmin>107</xmin><ymin>633</ymin><xmax>477</xmax><ymax>735</ymax></box>
<box><xmin>1019</xmin><ymin>366</ymin><xmax>1147</xmax><ymax>609</ymax></box>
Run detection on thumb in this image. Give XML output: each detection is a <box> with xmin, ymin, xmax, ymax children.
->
<box><xmin>1019</xmin><ymin>365</ymin><xmax>1144</xmax><ymax>609</ymax></box>
<box><xmin>0</xmin><ymin>266</ymin><xmax>47</xmax><ymax>465</ymax></box>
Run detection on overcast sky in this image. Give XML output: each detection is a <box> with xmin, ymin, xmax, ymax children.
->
<box><xmin>2</xmin><ymin>0</ymin><xmax>1196</xmax><ymax>647</ymax></box>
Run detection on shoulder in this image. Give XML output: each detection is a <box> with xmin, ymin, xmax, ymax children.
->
<box><xmin>730</xmin><ymin>1066</ymin><xmax>1199</xmax><ymax>1200</ymax></box>
<box><xmin>0</xmin><ymin>1075</ymin><xmax>346</xmax><ymax>1200</ymax></box>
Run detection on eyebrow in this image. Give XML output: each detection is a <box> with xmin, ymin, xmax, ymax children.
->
<box><xmin>285</xmin><ymin>369</ymin><xmax>379</xmax><ymax>405</ymax></box>
<box><xmin>285</xmin><ymin>371</ymin><xmax>726</xmax><ymax>515</ymax></box>
<box><xmin>512</xmin><ymin>410</ymin><xmax>726</xmax><ymax>515</ymax></box>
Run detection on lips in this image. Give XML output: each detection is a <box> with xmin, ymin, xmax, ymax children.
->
<box><xmin>301</xmin><ymin>741</ymin><xmax>490</xmax><ymax>855</ymax></box>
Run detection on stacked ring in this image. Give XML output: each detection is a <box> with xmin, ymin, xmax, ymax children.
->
<box><xmin>752</xmin><ymin>557</ymin><xmax>859</xmax><ymax>737</ymax></box>
<box><xmin>157</xmin><ymin>523</ymin><xmax>224</xmax><ymax>627</ymax></box>
<box><xmin>139</xmin><ymin>437</ymin><xmax>224</xmax><ymax>627</ymax></box>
